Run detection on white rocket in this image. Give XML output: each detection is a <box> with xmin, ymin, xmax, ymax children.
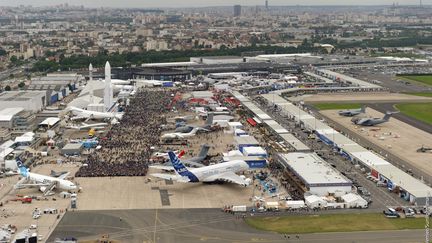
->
<box><xmin>104</xmin><ymin>61</ymin><xmax>113</xmax><ymax>111</ymax></box>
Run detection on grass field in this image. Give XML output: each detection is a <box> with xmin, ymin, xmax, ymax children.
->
<box><xmin>404</xmin><ymin>92</ymin><xmax>432</xmax><ymax>97</ymax></box>
<box><xmin>400</xmin><ymin>75</ymin><xmax>432</xmax><ymax>86</ymax></box>
<box><xmin>395</xmin><ymin>103</ymin><xmax>432</xmax><ymax>125</ymax></box>
<box><xmin>245</xmin><ymin>213</ymin><xmax>424</xmax><ymax>234</ymax></box>
<box><xmin>313</xmin><ymin>103</ymin><xmax>362</xmax><ymax>110</ymax></box>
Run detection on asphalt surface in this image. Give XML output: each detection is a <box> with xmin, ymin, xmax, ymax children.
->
<box><xmin>368</xmin><ymin>103</ymin><xmax>432</xmax><ymax>134</ymax></box>
<box><xmin>47</xmin><ymin>209</ymin><xmax>425</xmax><ymax>243</ymax></box>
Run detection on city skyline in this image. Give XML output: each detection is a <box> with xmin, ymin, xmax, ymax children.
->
<box><xmin>0</xmin><ymin>0</ymin><xmax>429</xmax><ymax>8</ymax></box>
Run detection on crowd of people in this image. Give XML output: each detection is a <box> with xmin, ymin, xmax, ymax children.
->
<box><xmin>76</xmin><ymin>89</ymin><xmax>172</xmax><ymax>177</ymax></box>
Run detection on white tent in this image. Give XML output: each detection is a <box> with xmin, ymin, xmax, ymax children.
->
<box><xmin>285</xmin><ymin>200</ymin><xmax>305</xmax><ymax>209</ymax></box>
<box><xmin>305</xmin><ymin>195</ymin><xmax>327</xmax><ymax>208</ymax></box>
<box><xmin>341</xmin><ymin>193</ymin><xmax>368</xmax><ymax>208</ymax></box>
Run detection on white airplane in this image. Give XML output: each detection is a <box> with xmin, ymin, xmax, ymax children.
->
<box><xmin>67</xmin><ymin>106</ymin><xmax>123</xmax><ymax>121</ymax></box>
<box><xmin>14</xmin><ymin>160</ymin><xmax>78</xmax><ymax>196</ymax></box>
<box><xmin>66</xmin><ymin>122</ymin><xmax>108</xmax><ymax>130</ymax></box>
<box><xmin>150</xmin><ymin>151</ymin><xmax>251</xmax><ymax>186</ymax></box>
<box><xmin>161</xmin><ymin>127</ymin><xmax>207</xmax><ymax>141</ymax></box>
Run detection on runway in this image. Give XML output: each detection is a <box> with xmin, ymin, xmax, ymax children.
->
<box><xmin>47</xmin><ymin>209</ymin><xmax>424</xmax><ymax>243</ymax></box>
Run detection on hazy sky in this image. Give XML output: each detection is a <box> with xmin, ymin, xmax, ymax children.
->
<box><xmin>0</xmin><ymin>0</ymin><xmax>427</xmax><ymax>8</ymax></box>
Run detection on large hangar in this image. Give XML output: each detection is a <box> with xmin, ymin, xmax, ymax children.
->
<box><xmin>276</xmin><ymin>152</ymin><xmax>352</xmax><ymax>196</ymax></box>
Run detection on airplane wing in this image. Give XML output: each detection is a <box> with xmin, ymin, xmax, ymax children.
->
<box><xmin>57</xmin><ymin>172</ymin><xmax>71</xmax><ymax>180</ymax></box>
<box><xmin>149</xmin><ymin>165</ymin><xmax>175</xmax><ymax>171</ymax></box>
<box><xmin>150</xmin><ymin>173</ymin><xmax>189</xmax><ymax>182</ymax></box>
<box><xmin>203</xmin><ymin>171</ymin><xmax>249</xmax><ymax>186</ymax></box>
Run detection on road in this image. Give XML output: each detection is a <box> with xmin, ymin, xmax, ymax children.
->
<box><xmin>47</xmin><ymin>209</ymin><xmax>425</xmax><ymax>243</ymax></box>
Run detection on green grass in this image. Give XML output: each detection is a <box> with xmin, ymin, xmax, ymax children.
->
<box><xmin>245</xmin><ymin>213</ymin><xmax>425</xmax><ymax>234</ymax></box>
<box><xmin>404</xmin><ymin>92</ymin><xmax>432</xmax><ymax>97</ymax></box>
<box><xmin>395</xmin><ymin>103</ymin><xmax>432</xmax><ymax>125</ymax></box>
<box><xmin>313</xmin><ymin>103</ymin><xmax>362</xmax><ymax>110</ymax></box>
<box><xmin>400</xmin><ymin>75</ymin><xmax>432</xmax><ymax>86</ymax></box>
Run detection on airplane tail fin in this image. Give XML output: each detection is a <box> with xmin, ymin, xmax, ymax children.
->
<box><xmin>205</xmin><ymin>113</ymin><xmax>214</xmax><ymax>126</ymax></box>
<box><xmin>198</xmin><ymin>144</ymin><xmax>210</xmax><ymax>158</ymax></box>
<box><xmin>16</xmin><ymin>159</ymin><xmax>28</xmax><ymax>177</ymax></box>
<box><xmin>168</xmin><ymin>151</ymin><xmax>190</xmax><ymax>177</ymax></box>
<box><xmin>383</xmin><ymin>112</ymin><xmax>393</xmax><ymax>121</ymax></box>
<box><xmin>360</xmin><ymin>105</ymin><xmax>366</xmax><ymax>113</ymax></box>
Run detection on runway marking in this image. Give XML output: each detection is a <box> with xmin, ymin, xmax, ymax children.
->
<box><xmin>153</xmin><ymin>209</ymin><xmax>158</xmax><ymax>243</ymax></box>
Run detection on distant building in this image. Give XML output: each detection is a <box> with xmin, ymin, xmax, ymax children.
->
<box><xmin>234</xmin><ymin>5</ymin><xmax>241</xmax><ymax>17</ymax></box>
<box><xmin>265</xmin><ymin>0</ymin><xmax>269</xmax><ymax>10</ymax></box>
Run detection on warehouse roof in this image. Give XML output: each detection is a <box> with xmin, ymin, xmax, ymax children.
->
<box><xmin>278</xmin><ymin>133</ymin><xmax>310</xmax><ymax>151</ymax></box>
<box><xmin>0</xmin><ymin>107</ymin><xmax>24</xmax><ymax>121</ymax></box>
<box><xmin>278</xmin><ymin>153</ymin><xmax>352</xmax><ymax>187</ymax></box>
<box><xmin>263</xmin><ymin>119</ymin><xmax>289</xmax><ymax>134</ymax></box>
<box><xmin>234</xmin><ymin>136</ymin><xmax>259</xmax><ymax>145</ymax></box>
<box><xmin>39</xmin><ymin>117</ymin><xmax>60</xmax><ymax>127</ymax></box>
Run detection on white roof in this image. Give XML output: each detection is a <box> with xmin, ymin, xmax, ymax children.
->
<box><xmin>0</xmin><ymin>140</ymin><xmax>14</xmax><ymax>150</ymax></box>
<box><xmin>243</xmin><ymin>146</ymin><xmax>267</xmax><ymax>154</ymax></box>
<box><xmin>279</xmin><ymin>153</ymin><xmax>351</xmax><ymax>187</ymax></box>
<box><xmin>0</xmin><ymin>107</ymin><xmax>24</xmax><ymax>121</ymax></box>
<box><xmin>263</xmin><ymin>119</ymin><xmax>289</xmax><ymax>134</ymax></box>
<box><xmin>15</xmin><ymin>136</ymin><xmax>33</xmax><ymax>143</ymax></box>
<box><xmin>341</xmin><ymin>193</ymin><xmax>365</xmax><ymax>203</ymax></box>
<box><xmin>0</xmin><ymin>147</ymin><xmax>13</xmax><ymax>160</ymax></box>
<box><xmin>39</xmin><ymin>117</ymin><xmax>60</xmax><ymax>126</ymax></box>
<box><xmin>278</xmin><ymin>133</ymin><xmax>310</xmax><ymax>151</ymax></box>
<box><xmin>305</xmin><ymin>195</ymin><xmax>325</xmax><ymax>203</ymax></box>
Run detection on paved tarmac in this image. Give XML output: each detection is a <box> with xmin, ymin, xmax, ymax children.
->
<box><xmin>369</xmin><ymin>102</ymin><xmax>432</xmax><ymax>134</ymax></box>
<box><xmin>47</xmin><ymin>209</ymin><xmax>424</xmax><ymax>243</ymax></box>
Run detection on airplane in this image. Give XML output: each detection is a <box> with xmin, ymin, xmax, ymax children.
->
<box><xmin>151</xmin><ymin>144</ymin><xmax>210</xmax><ymax>170</ymax></box>
<box><xmin>14</xmin><ymin>160</ymin><xmax>78</xmax><ymax>196</ymax></box>
<box><xmin>338</xmin><ymin>106</ymin><xmax>366</xmax><ymax>117</ymax></box>
<box><xmin>161</xmin><ymin>127</ymin><xmax>207</xmax><ymax>141</ymax></box>
<box><xmin>67</xmin><ymin>106</ymin><xmax>123</xmax><ymax>121</ymax></box>
<box><xmin>351</xmin><ymin>112</ymin><xmax>397</xmax><ymax>126</ymax></box>
<box><xmin>65</xmin><ymin>122</ymin><xmax>108</xmax><ymax>130</ymax></box>
<box><xmin>175</xmin><ymin>113</ymin><xmax>214</xmax><ymax>133</ymax></box>
<box><xmin>150</xmin><ymin>151</ymin><xmax>251</xmax><ymax>186</ymax></box>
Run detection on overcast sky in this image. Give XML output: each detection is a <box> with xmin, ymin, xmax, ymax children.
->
<box><xmin>0</xmin><ymin>0</ymin><xmax>427</xmax><ymax>8</ymax></box>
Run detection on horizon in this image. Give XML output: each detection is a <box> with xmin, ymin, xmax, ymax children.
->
<box><xmin>0</xmin><ymin>0</ymin><xmax>429</xmax><ymax>8</ymax></box>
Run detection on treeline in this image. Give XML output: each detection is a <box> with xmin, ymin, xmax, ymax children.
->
<box><xmin>337</xmin><ymin>35</ymin><xmax>432</xmax><ymax>49</ymax></box>
<box><xmin>32</xmin><ymin>45</ymin><xmax>321</xmax><ymax>72</ymax></box>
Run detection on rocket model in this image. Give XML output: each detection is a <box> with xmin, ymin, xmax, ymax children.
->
<box><xmin>89</xmin><ymin>63</ymin><xmax>93</xmax><ymax>82</ymax></box>
<box><xmin>104</xmin><ymin>61</ymin><xmax>113</xmax><ymax>111</ymax></box>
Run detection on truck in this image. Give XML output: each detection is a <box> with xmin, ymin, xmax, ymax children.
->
<box><xmin>232</xmin><ymin>205</ymin><xmax>247</xmax><ymax>213</ymax></box>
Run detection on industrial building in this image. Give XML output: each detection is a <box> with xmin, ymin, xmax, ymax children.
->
<box><xmin>261</xmin><ymin>92</ymin><xmax>432</xmax><ymax>205</ymax></box>
<box><xmin>0</xmin><ymin>108</ymin><xmax>36</xmax><ymax>133</ymax></box>
<box><xmin>0</xmin><ymin>91</ymin><xmax>46</xmax><ymax>112</ymax></box>
<box><xmin>28</xmin><ymin>73</ymin><xmax>81</xmax><ymax>104</ymax></box>
<box><xmin>277</xmin><ymin>152</ymin><xmax>353</xmax><ymax>196</ymax></box>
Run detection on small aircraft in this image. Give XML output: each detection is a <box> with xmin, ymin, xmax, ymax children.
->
<box><xmin>338</xmin><ymin>106</ymin><xmax>366</xmax><ymax>117</ymax></box>
<box><xmin>150</xmin><ymin>151</ymin><xmax>251</xmax><ymax>186</ymax></box>
<box><xmin>67</xmin><ymin>106</ymin><xmax>123</xmax><ymax>121</ymax></box>
<box><xmin>161</xmin><ymin>127</ymin><xmax>208</xmax><ymax>141</ymax></box>
<box><xmin>351</xmin><ymin>112</ymin><xmax>397</xmax><ymax>126</ymax></box>
<box><xmin>175</xmin><ymin>113</ymin><xmax>214</xmax><ymax>133</ymax></box>
<box><xmin>14</xmin><ymin>160</ymin><xmax>78</xmax><ymax>196</ymax></box>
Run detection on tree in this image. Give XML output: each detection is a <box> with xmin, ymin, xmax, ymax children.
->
<box><xmin>10</xmin><ymin>55</ymin><xmax>18</xmax><ymax>63</ymax></box>
<box><xmin>18</xmin><ymin>82</ymin><xmax>25</xmax><ymax>89</ymax></box>
<box><xmin>4</xmin><ymin>85</ymin><xmax>11</xmax><ymax>91</ymax></box>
